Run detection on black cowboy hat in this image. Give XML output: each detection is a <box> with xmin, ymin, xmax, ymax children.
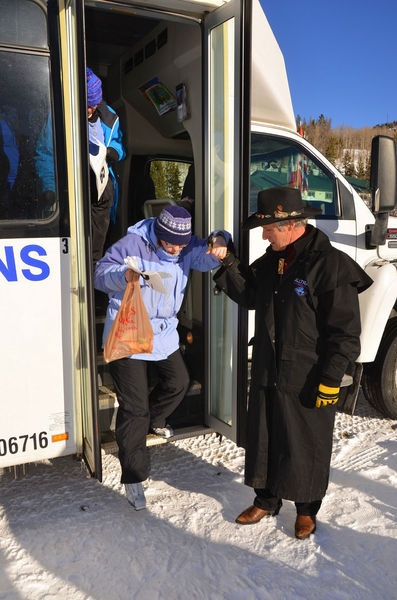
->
<box><xmin>243</xmin><ymin>186</ymin><xmax>321</xmax><ymax>230</ymax></box>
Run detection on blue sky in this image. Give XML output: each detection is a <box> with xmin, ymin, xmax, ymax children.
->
<box><xmin>260</xmin><ymin>0</ymin><xmax>397</xmax><ymax>129</ymax></box>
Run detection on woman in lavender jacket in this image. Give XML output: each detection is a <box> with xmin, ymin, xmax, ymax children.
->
<box><xmin>94</xmin><ymin>205</ymin><xmax>230</xmax><ymax>509</ymax></box>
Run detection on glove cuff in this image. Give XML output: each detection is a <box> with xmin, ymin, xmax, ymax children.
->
<box><xmin>318</xmin><ymin>383</ymin><xmax>339</xmax><ymax>401</ymax></box>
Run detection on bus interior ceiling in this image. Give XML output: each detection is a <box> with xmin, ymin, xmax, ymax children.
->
<box><xmin>85</xmin><ymin>6</ymin><xmax>202</xmax><ymax>238</ymax></box>
<box><xmin>85</xmin><ymin>6</ymin><xmax>207</xmax><ymax>438</ymax></box>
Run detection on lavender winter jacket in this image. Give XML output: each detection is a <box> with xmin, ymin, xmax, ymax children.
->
<box><xmin>94</xmin><ymin>218</ymin><xmax>230</xmax><ymax>360</ymax></box>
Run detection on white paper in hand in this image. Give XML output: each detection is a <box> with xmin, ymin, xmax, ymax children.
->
<box><xmin>124</xmin><ymin>256</ymin><xmax>171</xmax><ymax>294</ymax></box>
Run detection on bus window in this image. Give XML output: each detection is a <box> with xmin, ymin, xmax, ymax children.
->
<box><xmin>0</xmin><ymin>0</ymin><xmax>47</xmax><ymax>49</ymax></box>
<box><xmin>250</xmin><ymin>133</ymin><xmax>340</xmax><ymax>218</ymax></box>
<box><xmin>0</xmin><ymin>0</ymin><xmax>57</xmax><ymax>224</ymax></box>
<box><xmin>0</xmin><ymin>52</ymin><xmax>55</xmax><ymax>221</ymax></box>
<box><xmin>149</xmin><ymin>159</ymin><xmax>191</xmax><ymax>203</ymax></box>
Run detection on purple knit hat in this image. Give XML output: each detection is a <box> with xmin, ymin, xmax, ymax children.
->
<box><xmin>86</xmin><ymin>68</ymin><xmax>102</xmax><ymax>107</ymax></box>
<box><xmin>154</xmin><ymin>205</ymin><xmax>192</xmax><ymax>245</ymax></box>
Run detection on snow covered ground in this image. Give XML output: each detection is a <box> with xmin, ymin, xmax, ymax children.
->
<box><xmin>1</xmin><ymin>391</ymin><xmax>397</xmax><ymax>600</ymax></box>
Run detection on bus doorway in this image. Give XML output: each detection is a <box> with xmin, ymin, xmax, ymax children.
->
<box><xmin>84</xmin><ymin>4</ymin><xmax>208</xmax><ymax>446</ymax></box>
<box><xmin>83</xmin><ymin>0</ymin><xmax>247</xmax><ymax>450</ymax></box>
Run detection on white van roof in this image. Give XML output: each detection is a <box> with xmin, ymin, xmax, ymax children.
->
<box><xmin>251</xmin><ymin>0</ymin><xmax>296</xmax><ymax>130</ymax></box>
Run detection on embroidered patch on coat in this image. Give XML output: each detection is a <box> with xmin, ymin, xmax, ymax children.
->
<box><xmin>293</xmin><ymin>278</ymin><xmax>308</xmax><ymax>296</ymax></box>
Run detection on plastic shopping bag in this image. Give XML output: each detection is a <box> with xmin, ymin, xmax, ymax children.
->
<box><xmin>104</xmin><ymin>272</ymin><xmax>153</xmax><ymax>362</ymax></box>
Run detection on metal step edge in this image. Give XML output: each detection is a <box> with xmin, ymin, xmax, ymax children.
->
<box><xmin>101</xmin><ymin>426</ymin><xmax>215</xmax><ymax>455</ymax></box>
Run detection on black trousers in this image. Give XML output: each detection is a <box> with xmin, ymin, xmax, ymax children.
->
<box><xmin>109</xmin><ymin>350</ymin><xmax>190</xmax><ymax>484</ymax></box>
<box><xmin>254</xmin><ymin>488</ymin><xmax>322</xmax><ymax>517</ymax></box>
<box><xmin>91</xmin><ymin>172</ymin><xmax>113</xmax><ymax>266</ymax></box>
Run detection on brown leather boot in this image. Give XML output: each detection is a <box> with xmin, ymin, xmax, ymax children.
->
<box><xmin>295</xmin><ymin>515</ymin><xmax>316</xmax><ymax>539</ymax></box>
<box><xmin>235</xmin><ymin>505</ymin><xmax>279</xmax><ymax>525</ymax></box>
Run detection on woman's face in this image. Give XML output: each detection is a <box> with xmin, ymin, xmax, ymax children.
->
<box><xmin>160</xmin><ymin>239</ymin><xmax>187</xmax><ymax>255</ymax></box>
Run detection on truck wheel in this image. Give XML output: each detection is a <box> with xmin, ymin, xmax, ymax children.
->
<box><xmin>362</xmin><ymin>317</ymin><xmax>397</xmax><ymax>418</ymax></box>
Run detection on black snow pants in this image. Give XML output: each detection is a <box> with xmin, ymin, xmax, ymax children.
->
<box><xmin>109</xmin><ymin>350</ymin><xmax>190</xmax><ymax>483</ymax></box>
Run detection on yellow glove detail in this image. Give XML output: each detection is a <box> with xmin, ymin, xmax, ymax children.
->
<box><xmin>316</xmin><ymin>383</ymin><xmax>340</xmax><ymax>408</ymax></box>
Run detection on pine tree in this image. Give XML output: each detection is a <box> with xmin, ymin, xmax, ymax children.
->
<box><xmin>165</xmin><ymin>162</ymin><xmax>182</xmax><ymax>200</ymax></box>
<box><xmin>325</xmin><ymin>136</ymin><xmax>340</xmax><ymax>165</ymax></box>
<box><xmin>364</xmin><ymin>156</ymin><xmax>371</xmax><ymax>181</ymax></box>
<box><xmin>343</xmin><ymin>150</ymin><xmax>355</xmax><ymax>177</ymax></box>
<box><xmin>356</xmin><ymin>155</ymin><xmax>366</xmax><ymax>179</ymax></box>
<box><xmin>150</xmin><ymin>161</ymin><xmax>167</xmax><ymax>198</ymax></box>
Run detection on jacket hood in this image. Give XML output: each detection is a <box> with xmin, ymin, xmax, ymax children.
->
<box><xmin>127</xmin><ymin>218</ymin><xmax>155</xmax><ymax>247</ymax></box>
<box><xmin>127</xmin><ymin>218</ymin><xmax>182</xmax><ymax>263</ymax></box>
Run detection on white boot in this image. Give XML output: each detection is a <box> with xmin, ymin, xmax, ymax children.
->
<box><xmin>125</xmin><ymin>482</ymin><xmax>146</xmax><ymax>510</ymax></box>
<box><xmin>152</xmin><ymin>424</ymin><xmax>174</xmax><ymax>438</ymax></box>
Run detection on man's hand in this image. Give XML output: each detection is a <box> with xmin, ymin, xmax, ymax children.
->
<box><xmin>316</xmin><ymin>383</ymin><xmax>340</xmax><ymax>408</ymax></box>
<box><xmin>206</xmin><ymin>235</ymin><xmax>227</xmax><ymax>260</ymax></box>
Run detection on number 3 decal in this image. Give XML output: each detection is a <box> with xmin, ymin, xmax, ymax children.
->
<box><xmin>62</xmin><ymin>238</ymin><xmax>69</xmax><ymax>254</ymax></box>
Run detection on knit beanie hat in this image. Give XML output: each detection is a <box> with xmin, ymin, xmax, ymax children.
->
<box><xmin>154</xmin><ymin>205</ymin><xmax>192</xmax><ymax>245</ymax></box>
<box><xmin>86</xmin><ymin>67</ymin><xmax>102</xmax><ymax>107</ymax></box>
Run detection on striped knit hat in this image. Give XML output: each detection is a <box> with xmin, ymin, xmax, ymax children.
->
<box><xmin>154</xmin><ymin>205</ymin><xmax>192</xmax><ymax>245</ymax></box>
<box><xmin>86</xmin><ymin>68</ymin><xmax>102</xmax><ymax>107</ymax></box>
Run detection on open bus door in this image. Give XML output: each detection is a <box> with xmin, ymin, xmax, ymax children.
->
<box><xmin>203</xmin><ymin>0</ymin><xmax>251</xmax><ymax>445</ymax></box>
<box><xmin>58</xmin><ymin>0</ymin><xmax>102</xmax><ymax>479</ymax></box>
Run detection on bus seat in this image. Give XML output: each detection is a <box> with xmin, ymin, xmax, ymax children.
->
<box><xmin>143</xmin><ymin>198</ymin><xmax>176</xmax><ymax>218</ymax></box>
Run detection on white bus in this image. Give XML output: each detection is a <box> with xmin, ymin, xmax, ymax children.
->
<box><xmin>1</xmin><ymin>0</ymin><xmax>396</xmax><ymax>479</ymax></box>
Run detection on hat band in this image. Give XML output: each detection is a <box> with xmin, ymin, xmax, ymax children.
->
<box><xmin>257</xmin><ymin>209</ymin><xmax>303</xmax><ymax>219</ymax></box>
<box><xmin>157</xmin><ymin>222</ymin><xmax>191</xmax><ymax>237</ymax></box>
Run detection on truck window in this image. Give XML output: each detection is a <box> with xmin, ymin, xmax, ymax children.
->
<box><xmin>250</xmin><ymin>133</ymin><xmax>339</xmax><ymax>218</ymax></box>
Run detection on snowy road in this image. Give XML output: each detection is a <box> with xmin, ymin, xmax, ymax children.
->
<box><xmin>1</xmin><ymin>392</ymin><xmax>397</xmax><ymax>600</ymax></box>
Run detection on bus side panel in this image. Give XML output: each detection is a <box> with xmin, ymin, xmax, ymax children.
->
<box><xmin>0</xmin><ymin>237</ymin><xmax>76</xmax><ymax>468</ymax></box>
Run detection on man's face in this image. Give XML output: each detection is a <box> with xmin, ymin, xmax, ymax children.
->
<box><xmin>87</xmin><ymin>105</ymin><xmax>97</xmax><ymax>118</ymax></box>
<box><xmin>160</xmin><ymin>239</ymin><xmax>188</xmax><ymax>255</ymax></box>
<box><xmin>261</xmin><ymin>222</ymin><xmax>293</xmax><ymax>251</ymax></box>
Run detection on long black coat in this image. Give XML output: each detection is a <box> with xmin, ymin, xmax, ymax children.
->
<box><xmin>214</xmin><ymin>226</ymin><xmax>372</xmax><ymax>502</ymax></box>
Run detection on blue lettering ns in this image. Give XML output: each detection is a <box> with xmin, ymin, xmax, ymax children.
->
<box><xmin>21</xmin><ymin>245</ymin><xmax>50</xmax><ymax>281</ymax></box>
<box><xmin>0</xmin><ymin>246</ymin><xmax>17</xmax><ymax>281</ymax></box>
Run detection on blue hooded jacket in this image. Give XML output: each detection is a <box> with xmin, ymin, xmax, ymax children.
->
<box><xmin>0</xmin><ymin>118</ymin><xmax>19</xmax><ymax>189</ymax></box>
<box><xmin>94</xmin><ymin>218</ymin><xmax>230</xmax><ymax>361</ymax></box>
<box><xmin>35</xmin><ymin>103</ymin><xmax>125</xmax><ymax>221</ymax></box>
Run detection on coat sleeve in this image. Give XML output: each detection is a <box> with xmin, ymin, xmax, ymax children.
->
<box><xmin>317</xmin><ymin>283</ymin><xmax>362</xmax><ymax>387</ymax></box>
<box><xmin>187</xmin><ymin>230</ymin><xmax>232</xmax><ymax>272</ymax></box>
<box><xmin>107</xmin><ymin>115</ymin><xmax>126</xmax><ymax>161</ymax></box>
<box><xmin>1</xmin><ymin>120</ymin><xmax>19</xmax><ymax>189</ymax></box>
<box><xmin>93</xmin><ymin>235</ymin><xmax>132</xmax><ymax>293</ymax></box>
<box><xmin>34</xmin><ymin>115</ymin><xmax>55</xmax><ymax>193</ymax></box>
<box><xmin>213</xmin><ymin>254</ymin><xmax>258</xmax><ymax>309</ymax></box>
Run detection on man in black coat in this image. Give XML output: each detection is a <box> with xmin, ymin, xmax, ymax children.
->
<box><xmin>214</xmin><ymin>186</ymin><xmax>372</xmax><ymax>539</ymax></box>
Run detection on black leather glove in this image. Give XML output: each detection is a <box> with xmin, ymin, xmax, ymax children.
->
<box><xmin>106</xmin><ymin>147</ymin><xmax>119</xmax><ymax>162</ymax></box>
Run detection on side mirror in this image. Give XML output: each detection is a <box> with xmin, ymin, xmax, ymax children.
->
<box><xmin>369</xmin><ymin>135</ymin><xmax>397</xmax><ymax>247</ymax></box>
<box><xmin>370</xmin><ymin>135</ymin><xmax>397</xmax><ymax>212</ymax></box>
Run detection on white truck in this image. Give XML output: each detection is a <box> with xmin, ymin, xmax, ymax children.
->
<box><xmin>0</xmin><ymin>0</ymin><xmax>396</xmax><ymax>478</ymax></box>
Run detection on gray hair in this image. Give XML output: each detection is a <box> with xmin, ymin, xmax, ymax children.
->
<box><xmin>275</xmin><ymin>218</ymin><xmax>308</xmax><ymax>231</ymax></box>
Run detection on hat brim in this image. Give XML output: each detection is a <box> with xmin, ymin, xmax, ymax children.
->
<box><xmin>242</xmin><ymin>205</ymin><xmax>321</xmax><ymax>230</ymax></box>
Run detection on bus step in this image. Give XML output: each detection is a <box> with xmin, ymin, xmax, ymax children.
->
<box><xmin>101</xmin><ymin>425</ymin><xmax>216</xmax><ymax>455</ymax></box>
<box><xmin>98</xmin><ymin>385</ymin><xmax>118</xmax><ymax>410</ymax></box>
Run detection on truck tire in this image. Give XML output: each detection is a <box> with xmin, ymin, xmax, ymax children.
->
<box><xmin>362</xmin><ymin>317</ymin><xmax>397</xmax><ymax>418</ymax></box>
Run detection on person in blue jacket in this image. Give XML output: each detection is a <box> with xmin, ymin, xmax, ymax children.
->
<box><xmin>0</xmin><ymin>114</ymin><xmax>19</xmax><ymax>219</ymax></box>
<box><xmin>35</xmin><ymin>68</ymin><xmax>125</xmax><ymax>264</ymax></box>
<box><xmin>94</xmin><ymin>205</ymin><xmax>230</xmax><ymax>509</ymax></box>
<box><xmin>86</xmin><ymin>67</ymin><xmax>125</xmax><ymax>265</ymax></box>
<box><xmin>34</xmin><ymin>113</ymin><xmax>56</xmax><ymax>216</ymax></box>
